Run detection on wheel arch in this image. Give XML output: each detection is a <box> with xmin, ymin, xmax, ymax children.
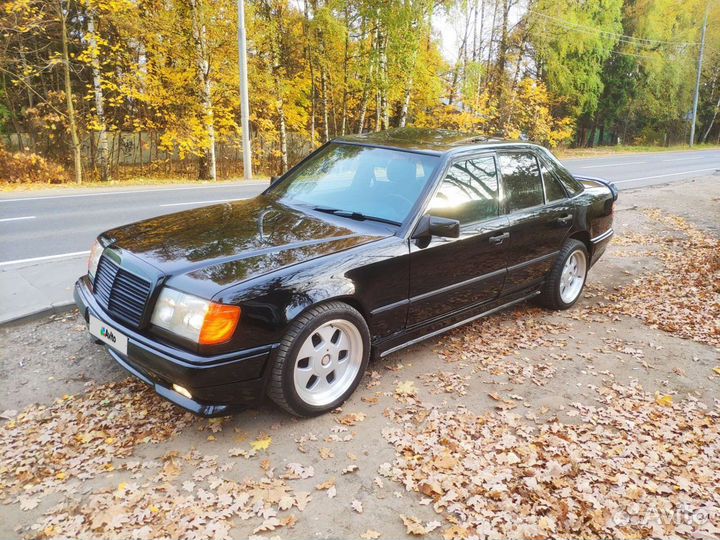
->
<box><xmin>284</xmin><ymin>288</ymin><xmax>370</xmax><ymax>329</ymax></box>
<box><xmin>569</xmin><ymin>230</ymin><xmax>592</xmax><ymax>255</ymax></box>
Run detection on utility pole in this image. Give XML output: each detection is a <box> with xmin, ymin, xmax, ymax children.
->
<box><xmin>690</xmin><ymin>5</ymin><xmax>709</xmax><ymax>147</ymax></box>
<box><xmin>237</xmin><ymin>0</ymin><xmax>253</xmax><ymax>179</ymax></box>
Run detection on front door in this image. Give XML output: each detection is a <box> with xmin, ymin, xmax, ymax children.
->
<box><xmin>497</xmin><ymin>151</ymin><xmax>573</xmax><ymax>294</ymax></box>
<box><xmin>407</xmin><ymin>154</ymin><xmax>509</xmax><ymax>327</ymax></box>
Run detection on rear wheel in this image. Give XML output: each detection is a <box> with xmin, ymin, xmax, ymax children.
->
<box><xmin>267</xmin><ymin>302</ymin><xmax>370</xmax><ymax>417</ymax></box>
<box><xmin>538</xmin><ymin>239</ymin><xmax>588</xmax><ymax>310</ymax></box>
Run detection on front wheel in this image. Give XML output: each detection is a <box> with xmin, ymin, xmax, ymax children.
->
<box><xmin>538</xmin><ymin>239</ymin><xmax>588</xmax><ymax>310</ymax></box>
<box><xmin>267</xmin><ymin>302</ymin><xmax>370</xmax><ymax>417</ymax></box>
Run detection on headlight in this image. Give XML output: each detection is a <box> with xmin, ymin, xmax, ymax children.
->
<box><xmin>151</xmin><ymin>288</ymin><xmax>241</xmax><ymax>345</ymax></box>
<box><xmin>88</xmin><ymin>240</ymin><xmax>104</xmax><ymax>280</ymax></box>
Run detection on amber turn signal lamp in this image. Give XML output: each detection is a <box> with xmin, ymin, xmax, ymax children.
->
<box><xmin>199</xmin><ymin>303</ymin><xmax>241</xmax><ymax>345</ymax></box>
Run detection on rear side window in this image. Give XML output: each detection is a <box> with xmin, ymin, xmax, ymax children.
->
<box><xmin>537</xmin><ymin>148</ymin><xmax>584</xmax><ymax>196</ymax></box>
<box><xmin>429</xmin><ymin>156</ymin><xmax>499</xmax><ymax>225</ymax></box>
<box><xmin>498</xmin><ymin>153</ymin><xmax>544</xmax><ymax>212</ymax></box>
<box><xmin>540</xmin><ymin>160</ymin><xmax>568</xmax><ymax>202</ymax></box>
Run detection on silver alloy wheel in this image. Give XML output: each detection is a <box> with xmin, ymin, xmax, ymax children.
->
<box><xmin>293</xmin><ymin>319</ymin><xmax>364</xmax><ymax>407</ymax></box>
<box><xmin>559</xmin><ymin>249</ymin><xmax>587</xmax><ymax>304</ymax></box>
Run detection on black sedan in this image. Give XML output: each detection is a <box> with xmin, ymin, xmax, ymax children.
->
<box><xmin>74</xmin><ymin>128</ymin><xmax>617</xmax><ymax>417</ymax></box>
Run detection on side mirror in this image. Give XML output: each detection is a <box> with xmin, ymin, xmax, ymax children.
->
<box><xmin>412</xmin><ymin>215</ymin><xmax>460</xmax><ymax>241</ymax></box>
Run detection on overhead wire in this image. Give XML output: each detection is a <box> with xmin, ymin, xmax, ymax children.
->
<box><xmin>528</xmin><ymin>10</ymin><xmax>701</xmax><ymax>49</ymax></box>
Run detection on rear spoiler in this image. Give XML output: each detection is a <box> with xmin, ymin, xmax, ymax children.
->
<box><xmin>573</xmin><ymin>174</ymin><xmax>619</xmax><ymax>201</ymax></box>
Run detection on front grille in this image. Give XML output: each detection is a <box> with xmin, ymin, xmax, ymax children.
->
<box><xmin>93</xmin><ymin>256</ymin><xmax>152</xmax><ymax>328</ymax></box>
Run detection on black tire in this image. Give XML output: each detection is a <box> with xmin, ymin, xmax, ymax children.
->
<box><xmin>537</xmin><ymin>239</ymin><xmax>589</xmax><ymax>310</ymax></box>
<box><xmin>267</xmin><ymin>301</ymin><xmax>370</xmax><ymax>417</ymax></box>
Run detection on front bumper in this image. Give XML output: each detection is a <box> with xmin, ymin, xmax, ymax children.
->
<box><xmin>74</xmin><ymin>276</ymin><xmax>274</xmax><ymax>416</ymax></box>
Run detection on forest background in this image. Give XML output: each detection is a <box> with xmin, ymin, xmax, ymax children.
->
<box><xmin>1</xmin><ymin>0</ymin><xmax>718</xmax><ymax>183</ymax></box>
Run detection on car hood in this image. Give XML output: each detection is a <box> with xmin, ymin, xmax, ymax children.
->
<box><xmin>102</xmin><ymin>196</ymin><xmax>388</xmax><ymax>293</ymax></box>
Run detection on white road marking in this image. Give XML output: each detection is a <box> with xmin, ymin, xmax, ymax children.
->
<box><xmin>614</xmin><ymin>167</ymin><xmax>719</xmax><ymax>184</ymax></box>
<box><xmin>578</xmin><ymin>161</ymin><xmax>647</xmax><ymax>169</ymax></box>
<box><xmin>0</xmin><ymin>215</ymin><xmax>36</xmax><ymax>223</ymax></box>
<box><xmin>159</xmin><ymin>197</ymin><xmax>249</xmax><ymax>207</ymax></box>
<box><xmin>661</xmin><ymin>156</ymin><xmax>707</xmax><ymax>162</ymax></box>
<box><xmin>0</xmin><ymin>250</ymin><xmax>90</xmax><ymax>267</ymax></box>
<box><xmin>0</xmin><ymin>182</ymin><xmax>266</xmax><ymax>203</ymax></box>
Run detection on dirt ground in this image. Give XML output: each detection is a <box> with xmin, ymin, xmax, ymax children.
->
<box><xmin>1</xmin><ymin>176</ymin><xmax>718</xmax><ymax>540</ymax></box>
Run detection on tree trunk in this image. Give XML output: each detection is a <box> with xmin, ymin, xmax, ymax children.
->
<box><xmin>86</xmin><ymin>1</ymin><xmax>110</xmax><ymax>181</ymax></box>
<box><xmin>485</xmin><ymin>0</ymin><xmax>499</xmax><ymax>85</ymax></box>
<box><xmin>190</xmin><ymin>0</ymin><xmax>216</xmax><ymax>181</ymax></box>
<box><xmin>379</xmin><ymin>30</ymin><xmax>389</xmax><ymax>129</ymax></box>
<box><xmin>398</xmin><ymin>79</ymin><xmax>412</xmax><ymax>128</ymax></box>
<box><xmin>472</xmin><ymin>0</ymin><xmax>478</xmax><ymax>61</ymax></box>
<box><xmin>340</xmin><ymin>6</ymin><xmax>350</xmax><ymax>135</ymax></box>
<box><xmin>321</xmin><ymin>65</ymin><xmax>329</xmax><ymax>142</ymax></box>
<box><xmin>60</xmin><ymin>0</ymin><xmax>82</xmax><ymax>184</ymax></box>
<box><xmin>702</xmin><ymin>94</ymin><xmax>720</xmax><ymax>142</ymax></box>
<box><xmin>375</xmin><ymin>89</ymin><xmax>381</xmax><ymax>132</ymax></box>
<box><xmin>303</xmin><ymin>0</ymin><xmax>316</xmax><ymax>146</ymax></box>
<box><xmin>271</xmin><ymin>6</ymin><xmax>288</xmax><ymax>172</ymax></box>
<box><xmin>495</xmin><ymin>0</ymin><xmax>510</xmax><ymax>87</ymax></box>
<box><xmin>357</xmin><ymin>18</ymin><xmax>373</xmax><ymax>135</ymax></box>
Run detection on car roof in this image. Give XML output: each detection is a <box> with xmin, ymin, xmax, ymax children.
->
<box><xmin>333</xmin><ymin>128</ymin><xmax>535</xmax><ymax>156</ymax></box>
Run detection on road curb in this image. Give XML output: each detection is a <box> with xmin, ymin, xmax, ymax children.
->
<box><xmin>0</xmin><ymin>302</ymin><xmax>77</xmax><ymax>328</ymax></box>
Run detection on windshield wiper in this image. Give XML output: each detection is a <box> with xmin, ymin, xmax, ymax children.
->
<box><xmin>312</xmin><ymin>207</ymin><xmax>401</xmax><ymax>226</ymax></box>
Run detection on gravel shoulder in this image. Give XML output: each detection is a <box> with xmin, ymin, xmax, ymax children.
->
<box><xmin>1</xmin><ymin>176</ymin><xmax>718</xmax><ymax>540</ymax></box>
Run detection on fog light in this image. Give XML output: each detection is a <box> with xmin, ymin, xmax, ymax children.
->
<box><xmin>172</xmin><ymin>384</ymin><xmax>192</xmax><ymax>399</ymax></box>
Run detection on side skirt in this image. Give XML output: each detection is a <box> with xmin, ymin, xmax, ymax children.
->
<box><xmin>378</xmin><ymin>290</ymin><xmax>540</xmax><ymax>358</ymax></box>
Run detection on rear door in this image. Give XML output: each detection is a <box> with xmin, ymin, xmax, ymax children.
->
<box><xmin>407</xmin><ymin>154</ymin><xmax>509</xmax><ymax>327</ymax></box>
<box><xmin>498</xmin><ymin>151</ymin><xmax>573</xmax><ymax>294</ymax></box>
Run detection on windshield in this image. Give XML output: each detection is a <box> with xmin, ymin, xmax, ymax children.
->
<box><xmin>268</xmin><ymin>143</ymin><xmax>440</xmax><ymax>224</ymax></box>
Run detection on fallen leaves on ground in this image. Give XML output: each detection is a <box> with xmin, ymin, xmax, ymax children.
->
<box><xmin>395</xmin><ymin>380</ymin><xmax>418</xmax><ymax>398</ymax></box>
<box><xmin>383</xmin><ymin>381</ymin><xmax>720</xmax><ymax>539</ymax></box>
<box><xmin>597</xmin><ymin>210</ymin><xmax>720</xmax><ymax>348</ymax></box>
<box><xmin>419</xmin><ymin>371</ymin><xmax>470</xmax><ymax>396</ymax></box>
<box><xmin>250</xmin><ymin>436</ymin><xmax>272</xmax><ymax>452</ymax></box>
<box><xmin>32</xmin><ymin>450</ymin><xmax>311</xmax><ymax>539</ymax></box>
<box><xmin>0</xmin><ymin>379</ymin><xmax>193</xmax><ymax>506</ymax></box>
<box><xmin>436</xmin><ymin>307</ymin><xmax>568</xmax><ymax>384</ymax></box>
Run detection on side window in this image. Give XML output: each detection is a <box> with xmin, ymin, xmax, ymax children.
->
<box><xmin>429</xmin><ymin>156</ymin><xmax>499</xmax><ymax>225</ymax></box>
<box><xmin>537</xmin><ymin>148</ymin><xmax>584</xmax><ymax>196</ymax></box>
<box><xmin>540</xmin><ymin>159</ymin><xmax>568</xmax><ymax>202</ymax></box>
<box><xmin>498</xmin><ymin>153</ymin><xmax>544</xmax><ymax>212</ymax></box>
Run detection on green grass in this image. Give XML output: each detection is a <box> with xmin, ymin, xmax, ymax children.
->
<box><xmin>556</xmin><ymin>143</ymin><xmax>720</xmax><ymax>159</ymax></box>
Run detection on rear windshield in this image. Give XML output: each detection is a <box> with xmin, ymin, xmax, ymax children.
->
<box><xmin>268</xmin><ymin>143</ymin><xmax>440</xmax><ymax>224</ymax></box>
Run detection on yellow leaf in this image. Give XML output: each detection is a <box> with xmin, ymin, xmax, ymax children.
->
<box><xmin>712</xmin><ymin>367</ymin><xmax>720</xmax><ymax>376</ymax></box>
<box><xmin>443</xmin><ymin>525</ymin><xmax>470</xmax><ymax>540</ymax></box>
<box><xmin>149</xmin><ymin>505</ymin><xmax>160</xmax><ymax>514</ymax></box>
<box><xmin>251</xmin><ymin>436</ymin><xmax>272</xmax><ymax>452</ymax></box>
<box><xmin>395</xmin><ymin>381</ymin><xmax>417</xmax><ymax>397</ymax></box>
<box><xmin>207</xmin><ymin>435</ymin><xmax>216</xmax><ymax>441</ymax></box>
<box><xmin>655</xmin><ymin>392</ymin><xmax>673</xmax><ymax>407</ymax></box>
<box><xmin>400</xmin><ymin>515</ymin><xmax>427</xmax><ymax>536</ymax></box>
<box><xmin>55</xmin><ymin>471</ymin><xmax>67</xmax><ymax>481</ymax></box>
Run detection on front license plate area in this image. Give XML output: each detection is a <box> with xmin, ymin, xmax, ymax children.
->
<box><xmin>89</xmin><ymin>315</ymin><xmax>128</xmax><ymax>355</ymax></box>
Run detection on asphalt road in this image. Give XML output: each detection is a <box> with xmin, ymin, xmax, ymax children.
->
<box><xmin>0</xmin><ymin>148</ymin><xmax>718</xmax><ymax>322</ymax></box>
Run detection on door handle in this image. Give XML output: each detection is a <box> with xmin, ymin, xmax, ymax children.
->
<box><xmin>489</xmin><ymin>232</ymin><xmax>510</xmax><ymax>245</ymax></box>
<box><xmin>556</xmin><ymin>214</ymin><xmax>573</xmax><ymax>226</ymax></box>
